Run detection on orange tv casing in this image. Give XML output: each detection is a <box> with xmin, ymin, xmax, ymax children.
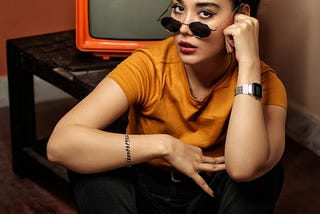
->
<box><xmin>76</xmin><ymin>0</ymin><xmax>163</xmax><ymax>60</ymax></box>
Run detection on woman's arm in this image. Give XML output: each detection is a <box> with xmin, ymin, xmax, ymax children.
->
<box><xmin>225</xmin><ymin>96</ymin><xmax>286</xmax><ymax>181</ymax></box>
<box><xmin>224</xmin><ymin>12</ymin><xmax>287</xmax><ymax>181</ymax></box>
<box><xmin>47</xmin><ymin>77</ymin><xmax>168</xmax><ymax>173</ymax></box>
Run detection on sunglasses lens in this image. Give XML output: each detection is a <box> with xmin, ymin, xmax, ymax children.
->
<box><xmin>189</xmin><ymin>22</ymin><xmax>211</xmax><ymax>38</ymax></box>
<box><xmin>161</xmin><ymin>17</ymin><xmax>181</xmax><ymax>33</ymax></box>
<box><xmin>160</xmin><ymin>17</ymin><xmax>212</xmax><ymax>38</ymax></box>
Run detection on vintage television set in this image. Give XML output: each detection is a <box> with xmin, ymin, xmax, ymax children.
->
<box><xmin>76</xmin><ymin>0</ymin><xmax>171</xmax><ymax>59</ymax></box>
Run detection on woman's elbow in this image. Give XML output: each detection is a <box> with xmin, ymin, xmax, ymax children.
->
<box><xmin>46</xmin><ymin>129</ymin><xmax>67</xmax><ymax>164</ymax></box>
<box><xmin>226</xmin><ymin>163</ymin><xmax>265</xmax><ymax>182</ymax></box>
<box><xmin>227</xmin><ymin>170</ymin><xmax>255</xmax><ymax>182</ymax></box>
<box><xmin>47</xmin><ymin>139</ymin><xmax>61</xmax><ymax>163</ymax></box>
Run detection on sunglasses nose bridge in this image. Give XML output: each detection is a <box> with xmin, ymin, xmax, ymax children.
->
<box><xmin>179</xmin><ymin>22</ymin><xmax>196</xmax><ymax>37</ymax></box>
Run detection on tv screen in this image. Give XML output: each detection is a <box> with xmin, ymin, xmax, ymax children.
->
<box><xmin>76</xmin><ymin>0</ymin><xmax>171</xmax><ymax>59</ymax></box>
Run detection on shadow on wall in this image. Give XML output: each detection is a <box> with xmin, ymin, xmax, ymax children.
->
<box><xmin>258</xmin><ymin>0</ymin><xmax>309</xmax><ymax>104</ymax></box>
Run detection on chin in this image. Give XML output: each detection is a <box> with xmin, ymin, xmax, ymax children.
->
<box><xmin>178</xmin><ymin>52</ymin><xmax>202</xmax><ymax>65</ymax></box>
<box><xmin>179</xmin><ymin>53</ymin><xmax>216</xmax><ymax>66</ymax></box>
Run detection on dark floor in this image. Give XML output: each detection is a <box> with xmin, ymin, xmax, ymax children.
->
<box><xmin>0</xmin><ymin>98</ymin><xmax>320</xmax><ymax>213</ymax></box>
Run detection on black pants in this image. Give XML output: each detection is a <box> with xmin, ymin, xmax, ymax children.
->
<box><xmin>69</xmin><ymin>163</ymin><xmax>283</xmax><ymax>214</ymax></box>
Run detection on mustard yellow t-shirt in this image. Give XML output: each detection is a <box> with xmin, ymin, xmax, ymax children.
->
<box><xmin>108</xmin><ymin>36</ymin><xmax>287</xmax><ymax>167</ymax></box>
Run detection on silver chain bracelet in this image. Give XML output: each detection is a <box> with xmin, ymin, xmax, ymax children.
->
<box><xmin>124</xmin><ymin>133</ymin><xmax>132</xmax><ymax>167</ymax></box>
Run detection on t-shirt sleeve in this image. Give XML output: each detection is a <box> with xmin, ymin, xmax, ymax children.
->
<box><xmin>107</xmin><ymin>50</ymin><xmax>156</xmax><ymax>106</ymax></box>
<box><xmin>261</xmin><ymin>62</ymin><xmax>287</xmax><ymax>109</ymax></box>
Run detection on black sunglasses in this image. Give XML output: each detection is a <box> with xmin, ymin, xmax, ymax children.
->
<box><xmin>157</xmin><ymin>2</ymin><xmax>244</xmax><ymax>38</ymax></box>
<box><xmin>159</xmin><ymin>17</ymin><xmax>218</xmax><ymax>38</ymax></box>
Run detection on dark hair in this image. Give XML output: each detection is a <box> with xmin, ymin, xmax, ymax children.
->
<box><xmin>231</xmin><ymin>0</ymin><xmax>260</xmax><ymax>17</ymax></box>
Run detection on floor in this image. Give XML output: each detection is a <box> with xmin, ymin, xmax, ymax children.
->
<box><xmin>0</xmin><ymin>98</ymin><xmax>319</xmax><ymax>213</ymax></box>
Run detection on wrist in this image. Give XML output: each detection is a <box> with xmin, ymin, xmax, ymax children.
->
<box><xmin>237</xmin><ymin>60</ymin><xmax>261</xmax><ymax>85</ymax></box>
<box><xmin>128</xmin><ymin>134</ymin><xmax>173</xmax><ymax>164</ymax></box>
<box><xmin>234</xmin><ymin>82</ymin><xmax>263</xmax><ymax>100</ymax></box>
<box><xmin>157</xmin><ymin>134</ymin><xmax>176</xmax><ymax>161</ymax></box>
<box><xmin>156</xmin><ymin>134</ymin><xmax>173</xmax><ymax>159</ymax></box>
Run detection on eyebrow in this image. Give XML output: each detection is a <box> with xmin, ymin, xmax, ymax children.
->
<box><xmin>196</xmin><ymin>2</ymin><xmax>220</xmax><ymax>9</ymax></box>
<box><xmin>175</xmin><ymin>0</ymin><xmax>221</xmax><ymax>9</ymax></box>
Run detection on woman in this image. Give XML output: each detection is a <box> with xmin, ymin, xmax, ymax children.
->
<box><xmin>47</xmin><ymin>0</ymin><xmax>287</xmax><ymax>213</ymax></box>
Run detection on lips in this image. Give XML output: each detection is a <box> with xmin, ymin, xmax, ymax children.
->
<box><xmin>179</xmin><ymin>41</ymin><xmax>197</xmax><ymax>48</ymax></box>
<box><xmin>178</xmin><ymin>41</ymin><xmax>197</xmax><ymax>54</ymax></box>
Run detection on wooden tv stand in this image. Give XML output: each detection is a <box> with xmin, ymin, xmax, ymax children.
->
<box><xmin>7</xmin><ymin>30</ymin><xmax>127</xmax><ymax>184</ymax></box>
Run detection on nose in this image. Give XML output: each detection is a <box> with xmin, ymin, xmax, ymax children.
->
<box><xmin>178</xmin><ymin>21</ymin><xmax>194</xmax><ymax>37</ymax></box>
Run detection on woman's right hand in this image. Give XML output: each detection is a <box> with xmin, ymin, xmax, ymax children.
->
<box><xmin>162</xmin><ymin>135</ymin><xmax>225</xmax><ymax>197</ymax></box>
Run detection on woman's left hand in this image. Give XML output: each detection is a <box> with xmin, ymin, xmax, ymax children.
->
<box><xmin>223</xmin><ymin>14</ymin><xmax>260</xmax><ymax>66</ymax></box>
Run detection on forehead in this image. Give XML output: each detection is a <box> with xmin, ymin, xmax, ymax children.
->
<box><xmin>175</xmin><ymin>0</ymin><xmax>232</xmax><ymax>8</ymax></box>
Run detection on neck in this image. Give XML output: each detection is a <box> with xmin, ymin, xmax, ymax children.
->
<box><xmin>185</xmin><ymin>53</ymin><xmax>232</xmax><ymax>89</ymax></box>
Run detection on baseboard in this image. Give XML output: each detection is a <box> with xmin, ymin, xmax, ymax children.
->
<box><xmin>0</xmin><ymin>77</ymin><xmax>9</xmax><ymax>107</ymax></box>
<box><xmin>0</xmin><ymin>76</ymin><xmax>71</xmax><ymax>108</ymax></box>
<box><xmin>286</xmin><ymin>101</ymin><xmax>320</xmax><ymax>157</ymax></box>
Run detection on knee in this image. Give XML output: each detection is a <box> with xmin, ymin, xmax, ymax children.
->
<box><xmin>69</xmin><ymin>168</ymin><xmax>137</xmax><ymax>213</ymax></box>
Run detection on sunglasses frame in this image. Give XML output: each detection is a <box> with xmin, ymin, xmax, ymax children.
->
<box><xmin>159</xmin><ymin>17</ymin><xmax>218</xmax><ymax>38</ymax></box>
<box><xmin>157</xmin><ymin>1</ymin><xmax>244</xmax><ymax>38</ymax></box>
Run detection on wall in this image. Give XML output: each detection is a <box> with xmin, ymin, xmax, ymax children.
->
<box><xmin>0</xmin><ymin>0</ymin><xmax>75</xmax><ymax>106</ymax></box>
<box><xmin>258</xmin><ymin>0</ymin><xmax>320</xmax><ymax>155</ymax></box>
<box><xmin>0</xmin><ymin>0</ymin><xmax>75</xmax><ymax>76</ymax></box>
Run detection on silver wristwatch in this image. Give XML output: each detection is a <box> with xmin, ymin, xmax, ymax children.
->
<box><xmin>234</xmin><ymin>83</ymin><xmax>263</xmax><ymax>100</ymax></box>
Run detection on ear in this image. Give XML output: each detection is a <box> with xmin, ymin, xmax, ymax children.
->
<box><xmin>240</xmin><ymin>4</ymin><xmax>251</xmax><ymax>16</ymax></box>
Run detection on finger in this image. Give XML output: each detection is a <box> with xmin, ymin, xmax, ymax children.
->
<box><xmin>212</xmin><ymin>156</ymin><xmax>225</xmax><ymax>163</ymax></box>
<box><xmin>224</xmin><ymin>29</ymin><xmax>235</xmax><ymax>53</ymax></box>
<box><xmin>198</xmin><ymin>163</ymin><xmax>226</xmax><ymax>173</ymax></box>
<box><xmin>225</xmin><ymin>38</ymin><xmax>234</xmax><ymax>53</ymax></box>
<box><xmin>192</xmin><ymin>173</ymin><xmax>214</xmax><ymax>197</ymax></box>
<box><xmin>202</xmin><ymin>156</ymin><xmax>225</xmax><ymax>164</ymax></box>
<box><xmin>227</xmin><ymin>37</ymin><xmax>235</xmax><ymax>49</ymax></box>
<box><xmin>234</xmin><ymin>14</ymin><xmax>259</xmax><ymax>32</ymax></box>
<box><xmin>234</xmin><ymin>13</ymin><xmax>251</xmax><ymax>23</ymax></box>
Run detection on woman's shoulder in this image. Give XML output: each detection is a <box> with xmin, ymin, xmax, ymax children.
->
<box><xmin>260</xmin><ymin>60</ymin><xmax>275</xmax><ymax>74</ymax></box>
<box><xmin>260</xmin><ymin>60</ymin><xmax>286</xmax><ymax>85</ymax></box>
<box><xmin>133</xmin><ymin>36</ymin><xmax>181</xmax><ymax>64</ymax></box>
<box><xmin>259</xmin><ymin>60</ymin><xmax>287</xmax><ymax>108</ymax></box>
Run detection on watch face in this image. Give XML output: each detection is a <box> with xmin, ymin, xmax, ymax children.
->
<box><xmin>253</xmin><ymin>83</ymin><xmax>263</xmax><ymax>99</ymax></box>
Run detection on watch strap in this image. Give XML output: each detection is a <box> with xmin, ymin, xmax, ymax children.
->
<box><xmin>234</xmin><ymin>83</ymin><xmax>263</xmax><ymax>100</ymax></box>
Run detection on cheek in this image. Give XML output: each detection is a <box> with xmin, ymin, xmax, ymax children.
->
<box><xmin>201</xmin><ymin>32</ymin><xmax>226</xmax><ymax>53</ymax></box>
<box><xmin>213</xmin><ymin>28</ymin><xmax>228</xmax><ymax>44</ymax></box>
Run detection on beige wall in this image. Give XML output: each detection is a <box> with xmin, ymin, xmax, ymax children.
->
<box><xmin>259</xmin><ymin>0</ymin><xmax>320</xmax><ymax>118</ymax></box>
<box><xmin>0</xmin><ymin>0</ymin><xmax>75</xmax><ymax>76</ymax></box>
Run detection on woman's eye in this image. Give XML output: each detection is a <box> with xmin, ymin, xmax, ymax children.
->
<box><xmin>199</xmin><ymin>11</ymin><xmax>214</xmax><ymax>18</ymax></box>
<box><xmin>171</xmin><ymin>4</ymin><xmax>184</xmax><ymax>14</ymax></box>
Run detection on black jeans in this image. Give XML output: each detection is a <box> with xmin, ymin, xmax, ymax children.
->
<box><xmin>69</xmin><ymin>163</ymin><xmax>283</xmax><ymax>214</ymax></box>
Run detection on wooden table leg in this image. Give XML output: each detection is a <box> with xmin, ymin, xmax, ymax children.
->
<box><xmin>7</xmin><ymin>42</ymin><xmax>37</xmax><ymax>177</ymax></box>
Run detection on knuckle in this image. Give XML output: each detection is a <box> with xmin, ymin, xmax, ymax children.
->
<box><xmin>199</xmin><ymin>180</ymin><xmax>208</xmax><ymax>189</ymax></box>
